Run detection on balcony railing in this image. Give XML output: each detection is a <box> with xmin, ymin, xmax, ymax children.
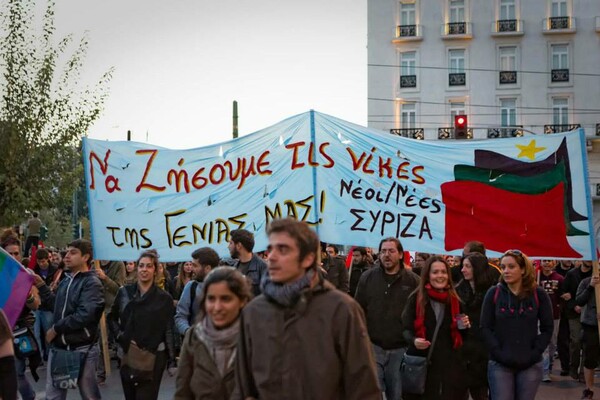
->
<box><xmin>400</xmin><ymin>75</ymin><xmax>417</xmax><ymax>88</ymax></box>
<box><xmin>597</xmin><ymin>123</ymin><xmax>600</xmax><ymax>136</ymax></box>
<box><xmin>449</xmin><ymin>72</ymin><xmax>466</xmax><ymax>86</ymax></box>
<box><xmin>596</xmin><ymin>17</ymin><xmax>600</xmax><ymax>32</ymax></box>
<box><xmin>393</xmin><ymin>25</ymin><xmax>423</xmax><ymax>42</ymax></box>
<box><xmin>499</xmin><ymin>71</ymin><xmax>517</xmax><ymax>84</ymax></box>
<box><xmin>491</xmin><ymin>19</ymin><xmax>524</xmax><ymax>35</ymax></box>
<box><xmin>441</xmin><ymin>22</ymin><xmax>473</xmax><ymax>39</ymax></box>
<box><xmin>543</xmin><ymin>124</ymin><xmax>581</xmax><ymax>134</ymax></box>
<box><xmin>487</xmin><ymin>126</ymin><xmax>524</xmax><ymax>138</ymax></box>
<box><xmin>390</xmin><ymin>128</ymin><xmax>424</xmax><ymax>140</ymax></box>
<box><xmin>543</xmin><ymin>17</ymin><xmax>576</xmax><ymax>33</ymax></box>
<box><xmin>438</xmin><ymin>127</ymin><xmax>473</xmax><ymax>140</ymax></box>
<box><xmin>551</xmin><ymin>69</ymin><xmax>569</xmax><ymax>82</ymax></box>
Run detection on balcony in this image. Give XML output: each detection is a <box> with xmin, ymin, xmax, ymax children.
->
<box><xmin>441</xmin><ymin>22</ymin><xmax>473</xmax><ymax>39</ymax></box>
<box><xmin>491</xmin><ymin>19</ymin><xmax>524</xmax><ymax>36</ymax></box>
<box><xmin>551</xmin><ymin>69</ymin><xmax>569</xmax><ymax>83</ymax></box>
<box><xmin>543</xmin><ymin>124</ymin><xmax>581</xmax><ymax>134</ymax></box>
<box><xmin>449</xmin><ymin>72</ymin><xmax>466</xmax><ymax>86</ymax></box>
<box><xmin>499</xmin><ymin>71</ymin><xmax>517</xmax><ymax>85</ymax></box>
<box><xmin>390</xmin><ymin>128</ymin><xmax>424</xmax><ymax>140</ymax></box>
<box><xmin>487</xmin><ymin>126</ymin><xmax>524</xmax><ymax>138</ymax></box>
<box><xmin>438</xmin><ymin>127</ymin><xmax>473</xmax><ymax>140</ymax></box>
<box><xmin>393</xmin><ymin>24</ymin><xmax>423</xmax><ymax>43</ymax></box>
<box><xmin>597</xmin><ymin>123</ymin><xmax>600</xmax><ymax>136</ymax></box>
<box><xmin>400</xmin><ymin>75</ymin><xmax>417</xmax><ymax>88</ymax></box>
<box><xmin>543</xmin><ymin>17</ymin><xmax>576</xmax><ymax>34</ymax></box>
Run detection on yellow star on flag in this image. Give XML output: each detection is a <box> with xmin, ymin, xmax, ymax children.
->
<box><xmin>516</xmin><ymin>140</ymin><xmax>546</xmax><ymax>160</ymax></box>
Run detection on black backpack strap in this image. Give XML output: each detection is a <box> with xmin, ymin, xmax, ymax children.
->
<box><xmin>188</xmin><ymin>281</ymin><xmax>198</xmax><ymax>325</ymax></box>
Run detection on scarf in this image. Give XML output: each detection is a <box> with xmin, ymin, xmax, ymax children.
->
<box><xmin>195</xmin><ymin>316</ymin><xmax>240</xmax><ymax>376</ymax></box>
<box><xmin>414</xmin><ymin>284</ymin><xmax>462</xmax><ymax>349</ymax></box>
<box><xmin>261</xmin><ymin>269</ymin><xmax>315</xmax><ymax>308</ymax></box>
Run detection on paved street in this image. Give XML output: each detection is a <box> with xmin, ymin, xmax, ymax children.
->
<box><xmin>24</xmin><ymin>358</ymin><xmax>600</xmax><ymax>400</ymax></box>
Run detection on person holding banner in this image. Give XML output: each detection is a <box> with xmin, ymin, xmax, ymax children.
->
<box><xmin>174</xmin><ymin>267</ymin><xmax>252</xmax><ymax>399</ymax></box>
<box><xmin>480</xmin><ymin>250</ymin><xmax>554</xmax><ymax>400</ymax></box>
<box><xmin>110</xmin><ymin>249</ymin><xmax>175</xmax><ymax>400</ymax></box>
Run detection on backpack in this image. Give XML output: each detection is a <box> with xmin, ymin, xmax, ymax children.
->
<box><xmin>188</xmin><ymin>281</ymin><xmax>198</xmax><ymax>325</ymax></box>
<box><xmin>493</xmin><ymin>284</ymin><xmax>539</xmax><ymax>306</ymax></box>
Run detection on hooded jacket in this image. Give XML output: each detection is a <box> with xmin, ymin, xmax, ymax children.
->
<box><xmin>480</xmin><ymin>282</ymin><xmax>553</xmax><ymax>370</ymax></box>
<box><xmin>39</xmin><ymin>270</ymin><xmax>104</xmax><ymax>349</ymax></box>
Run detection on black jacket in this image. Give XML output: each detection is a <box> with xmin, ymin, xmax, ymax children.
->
<box><xmin>39</xmin><ymin>270</ymin><xmax>105</xmax><ymax>349</ymax></box>
<box><xmin>480</xmin><ymin>283</ymin><xmax>554</xmax><ymax>370</ymax></box>
<box><xmin>563</xmin><ymin>267</ymin><xmax>592</xmax><ymax>319</ymax></box>
<box><xmin>323</xmin><ymin>255</ymin><xmax>350</xmax><ymax>293</ymax></box>
<box><xmin>355</xmin><ymin>266</ymin><xmax>420</xmax><ymax>349</ymax></box>
<box><xmin>234</xmin><ymin>254</ymin><xmax>267</xmax><ymax>297</ymax></box>
<box><xmin>110</xmin><ymin>284</ymin><xmax>175</xmax><ymax>358</ymax></box>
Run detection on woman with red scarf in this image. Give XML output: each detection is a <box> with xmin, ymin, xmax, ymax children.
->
<box><xmin>402</xmin><ymin>256</ymin><xmax>470</xmax><ymax>400</ymax></box>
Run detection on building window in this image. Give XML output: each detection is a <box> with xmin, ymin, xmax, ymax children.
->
<box><xmin>551</xmin><ymin>44</ymin><xmax>569</xmax><ymax>82</ymax></box>
<box><xmin>450</xmin><ymin>0</ymin><xmax>465</xmax><ymax>22</ymax></box>
<box><xmin>552</xmin><ymin>98</ymin><xmax>568</xmax><ymax>125</ymax></box>
<box><xmin>500</xmin><ymin>0</ymin><xmax>516</xmax><ymax>20</ymax></box>
<box><xmin>499</xmin><ymin>46</ymin><xmax>517</xmax><ymax>84</ymax></box>
<box><xmin>501</xmin><ymin>98</ymin><xmax>517</xmax><ymax>126</ymax></box>
<box><xmin>400</xmin><ymin>52</ymin><xmax>417</xmax><ymax>88</ymax></box>
<box><xmin>401</xmin><ymin>103</ymin><xmax>416</xmax><ymax>129</ymax></box>
<box><xmin>400</xmin><ymin>2</ymin><xmax>416</xmax><ymax>25</ymax></box>
<box><xmin>450</xmin><ymin>102</ymin><xmax>466</xmax><ymax>120</ymax></box>
<box><xmin>551</xmin><ymin>0</ymin><xmax>567</xmax><ymax>17</ymax></box>
<box><xmin>449</xmin><ymin>49</ymin><xmax>466</xmax><ymax>86</ymax></box>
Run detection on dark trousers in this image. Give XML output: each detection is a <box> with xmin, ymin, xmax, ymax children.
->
<box><xmin>23</xmin><ymin>236</ymin><xmax>39</xmax><ymax>257</ymax></box>
<box><xmin>120</xmin><ymin>350</ymin><xmax>167</xmax><ymax>400</ymax></box>
<box><xmin>557</xmin><ymin>313</ymin><xmax>570</xmax><ymax>371</ymax></box>
<box><xmin>0</xmin><ymin>355</ymin><xmax>18</xmax><ymax>400</ymax></box>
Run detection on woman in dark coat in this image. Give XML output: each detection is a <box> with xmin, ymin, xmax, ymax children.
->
<box><xmin>110</xmin><ymin>249</ymin><xmax>175</xmax><ymax>400</ymax></box>
<box><xmin>402</xmin><ymin>256</ymin><xmax>470</xmax><ymax>400</ymax></box>
<box><xmin>455</xmin><ymin>252</ymin><xmax>497</xmax><ymax>400</ymax></box>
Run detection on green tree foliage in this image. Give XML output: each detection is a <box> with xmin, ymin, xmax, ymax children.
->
<box><xmin>0</xmin><ymin>0</ymin><xmax>113</xmax><ymax>226</ymax></box>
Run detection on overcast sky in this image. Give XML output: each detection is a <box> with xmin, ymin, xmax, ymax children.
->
<box><xmin>53</xmin><ymin>0</ymin><xmax>367</xmax><ymax>148</ymax></box>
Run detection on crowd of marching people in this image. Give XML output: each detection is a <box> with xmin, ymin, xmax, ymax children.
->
<box><xmin>1</xmin><ymin>218</ymin><xmax>599</xmax><ymax>400</ymax></box>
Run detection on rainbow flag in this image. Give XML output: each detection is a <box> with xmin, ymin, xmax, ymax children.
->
<box><xmin>0</xmin><ymin>247</ymin><xmax>34</xmax><ymax>328</ymax></box>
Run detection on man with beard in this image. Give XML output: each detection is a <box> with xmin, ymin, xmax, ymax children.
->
<box><xmin>355</xmin><ymin>237</ymin><xmax>420</xmax><ymax>400</ymax></box>
<box><xmin>174</xmin><ymin>247</ymin><xmax>219</xmax><ymax>336</ymax></box>
<box><xmin>228</xmin><ymin>229</ymin><xmax>267</xmax><ymax>296</ymax></box>
<box><xmin>349</xmin><ymin>246</ymin><xmax>372</xmax><ymax>297</ymax></box>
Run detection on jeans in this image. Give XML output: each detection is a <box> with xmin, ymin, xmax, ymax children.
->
<box><xmin>33</xmin><ymin>310</ymin><xmax>53</xmax><ymax>359</ymax></box>
<box><xmin>488</xmin><ymin>360</ymin><xmax>542</xmax><ymax>400</ymax></box>
<box><xmin>16</xmin><ymin>356</ymin><xmax>35</xmax><ymax>400</ymax></box>
<box><xmin>568</xmin><ymin>318</ymin><xmax>583</xmax><ymax>375</ymax></box>
<box><xmin>542</xmin><ymin>319</ymin><xmax>559</xmax><ymax>374</ymax></box>
<box><xmin>372</xmin><ymin>343</ymin><xmax>405</xmax><ymax>400</ymax></box>
<box><xmin>45</xmin><ymin>343</ymin><xmax>102</xmax><ymax>400</ymax></box>
<box><xmin>120</xmin><ymin>350</ymin><xmax>167</xmax><ymax>400</ymax></box>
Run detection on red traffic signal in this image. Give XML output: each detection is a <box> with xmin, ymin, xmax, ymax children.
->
<box><xmin>454</xmin><ymin>114</ymin><xmax>468</xmax><ymax>139</ymax></box>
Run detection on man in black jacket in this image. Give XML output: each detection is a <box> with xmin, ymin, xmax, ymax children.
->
<box><xmin>38</xmin><ymin>239</ymin><xmax>105</xmax><ymax>400</ymax></box>
<box><xmin>228</xmin><ymin>229</ymin><xmax>267</xmax><ymax>296</ymax></box>
<box><xmin>355</xmin><ymin>237</ymin><xmax>420</xmax><ymax>400</ymax></box>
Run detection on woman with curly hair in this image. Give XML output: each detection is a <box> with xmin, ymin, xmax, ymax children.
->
<box><xmin>480</xmin><ymin>250</ymin><xmax>554</xmax><ymax>400</ymax></box>
<box><xmin>173</xmin><ymin>261</ymin><xmax>194</xmax><ymax>302</ymax></box>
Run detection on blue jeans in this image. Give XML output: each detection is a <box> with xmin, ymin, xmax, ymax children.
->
<box><xmin>488</xmin><ymin>360</ymin><xmax>542</xmax><ymax>400</ymax></box>
<box><xmin>45</xmin><ymin>343</ymin><xmax>102</xmax><ymax>400</ymax></box>
<box><xmin>372</xmin><ymin>343</ymin><xmax>405</xmax><ymax>400</ymax></box>
<box><xmin>16</xmin><ymin>357</ymin><xmax>35</xmax><ymax>400</ymax></box>
<box><xmin>33</xmin><ymin>310</ymin><xmax>53</xmax><ymax>359</ymax></box>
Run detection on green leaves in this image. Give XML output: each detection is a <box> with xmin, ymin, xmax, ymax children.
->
<box><xmin>0</xmin><ymin>0</ymin><xmax>113</xmax><ymax>226</ymax></box>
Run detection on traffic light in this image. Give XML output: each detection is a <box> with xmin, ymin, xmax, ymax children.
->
<box><xmin>72</xmin><ymin>223</ymin><xmax>80</xmax><ymax>239</ymax></box>
<box><xmin>454</xmin><ymin>114</ymin><xmax>468</xmax><ymax>139</ymax></box>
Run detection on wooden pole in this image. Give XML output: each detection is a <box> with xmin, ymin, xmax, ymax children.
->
<box><xmin>593</xmin><ymin>260</ymin><xmax>600</xmax><ymax>339</ymax></box>
<box><xmin>95</xmin><ymin>260</ymin><xmax>111</xmax><ymax>375</ymax></box>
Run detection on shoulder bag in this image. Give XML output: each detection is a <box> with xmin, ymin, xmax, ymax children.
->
<box><xmin>400</xmin><ymin>305</ymin><xmax>444</xmax><ymax>395</ymax></box>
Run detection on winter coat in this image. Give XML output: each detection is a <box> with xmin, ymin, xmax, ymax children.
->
<box><xmin>575</xmin><ymin>277</ymin><xmax>598</xmax><ymax>327</ymax></box>
<box><xmin>480</xmin><ymin>283</ymin><xmax>553</xmax><ymax>370</ymax></box>
<box><xmin>174</xmin><ymin>323</ymin><xmax>237</xmax><ymax>400</ymax></box>
<box><xmin>234</xmin><ymin>279</ymin><xmax>380</xmax><ymax>400</ymax></box>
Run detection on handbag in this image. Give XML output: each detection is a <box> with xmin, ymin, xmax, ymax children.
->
<box><xmin>50</xmin><ymin>348</ymin><xmax>86</xmax><ymax>389</ymax></box>
<box><xmin>13</xmin><ymin>327</ymin><xmax>39</xmax><ymax>359</ymax></box>
<box><xmin>400</xmin><ymin>305</ymin><xmax>444</xmax><ymax>395</ymax></box>
<box><xmin>121</xmin><ymin>340</ymin><xmax>156</xmax><ymax>382</ymax></box>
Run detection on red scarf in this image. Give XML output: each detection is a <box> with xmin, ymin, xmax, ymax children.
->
<box><xmin>414</xmin><ymin>284</ymin><xmax>463</xmax><ymax>349</ymax></box>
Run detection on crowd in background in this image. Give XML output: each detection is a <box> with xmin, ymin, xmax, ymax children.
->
<box><xmin>0</xmin><ymin>219</ymin><xmax>599</xmax><ymax>400</ymax></box>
